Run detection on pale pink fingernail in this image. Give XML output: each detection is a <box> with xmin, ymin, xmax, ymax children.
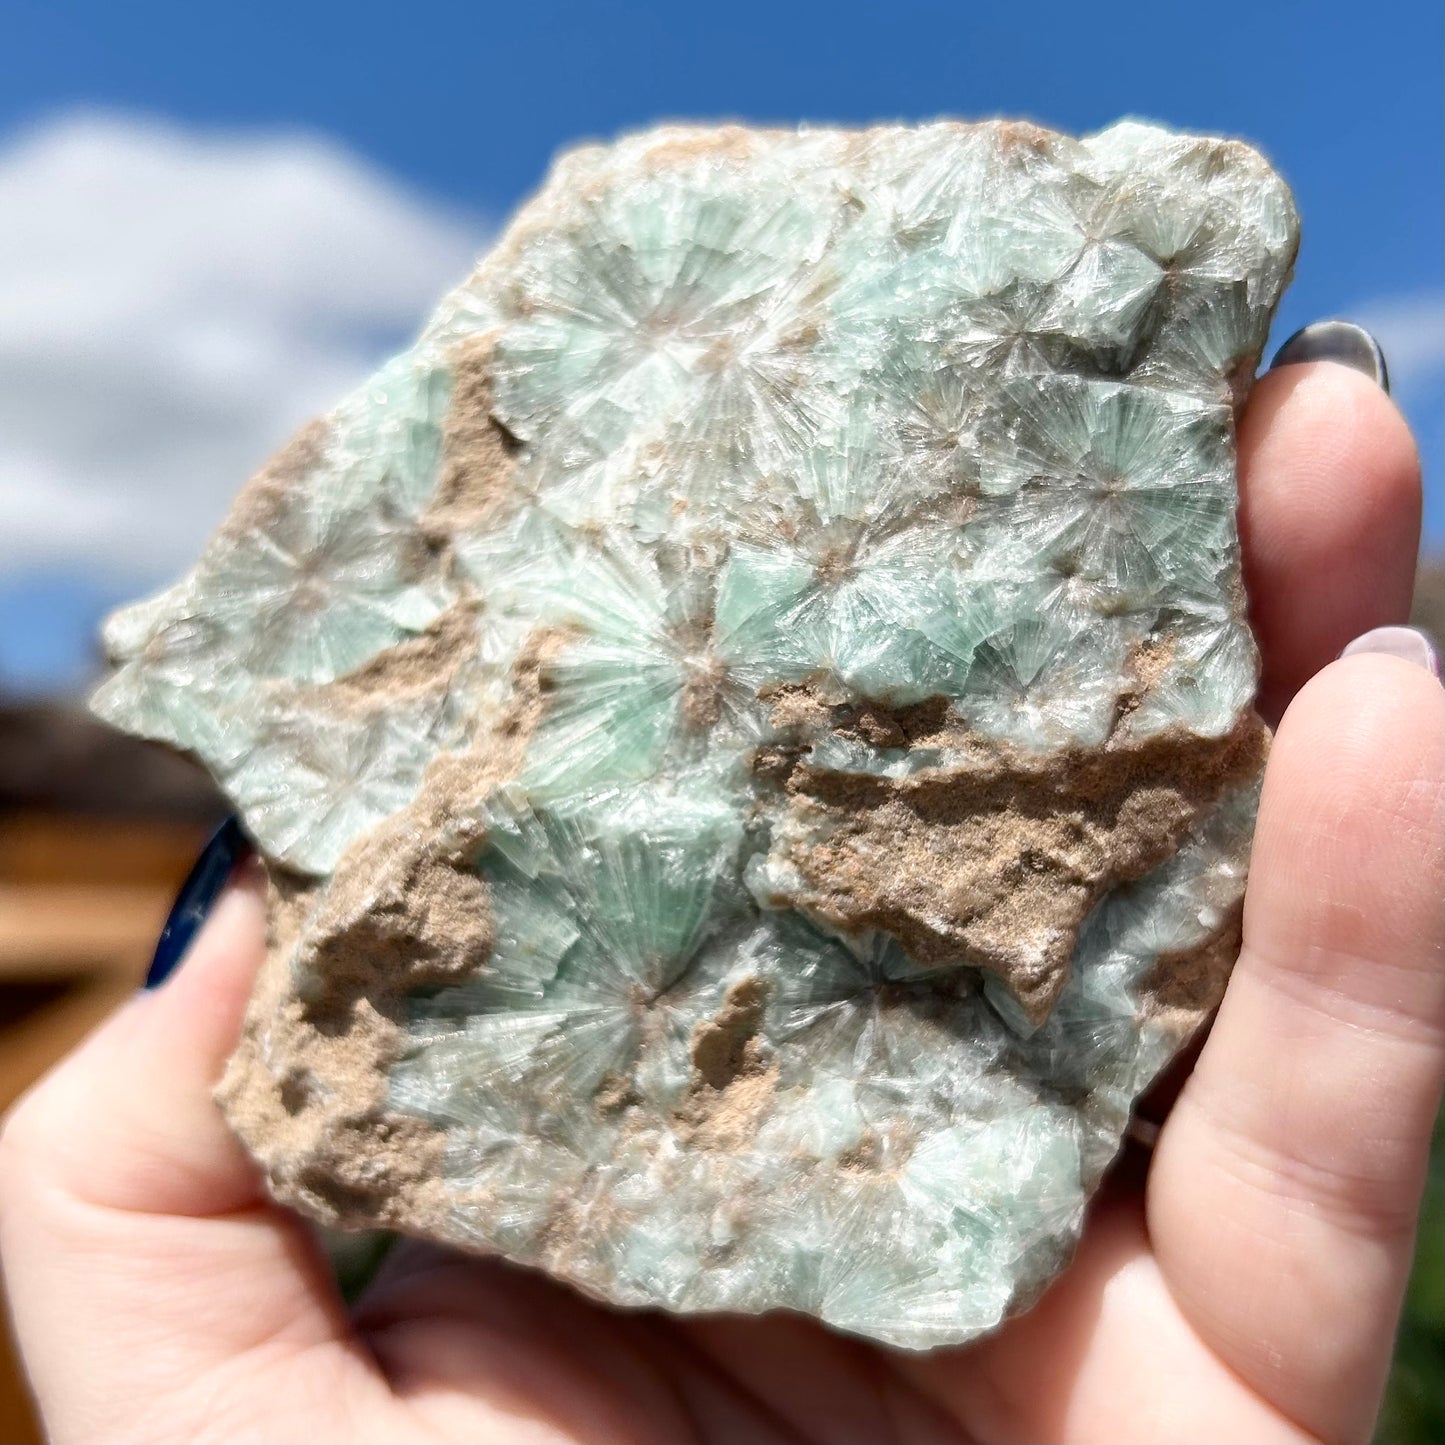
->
<box><xmin>1340</xmin><ymin>625</ymin><xmax>1441</xmax><ymax>679</ymax></box>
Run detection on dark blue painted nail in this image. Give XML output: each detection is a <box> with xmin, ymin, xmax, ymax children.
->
<box><xmin>1269</xmin><ymin>319</ymin><xmax>1390</xmax><ymax>394</ymax></box>
<box><xmin>145</xmin><ymin>816</ymin><xmax>252</xmax><ymax>988</ymax></box>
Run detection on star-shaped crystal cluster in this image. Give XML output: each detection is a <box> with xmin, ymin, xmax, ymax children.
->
<box><xmin>94</xmin><ymin>121</ymin><xmax>1296</xmax><ymax>1349</ymax></box>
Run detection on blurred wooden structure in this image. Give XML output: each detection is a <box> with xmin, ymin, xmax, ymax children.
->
<box><xmin>0</xmin><ymin>709</ymin><xmax>222</xmax><ymax>1443</ymax></box>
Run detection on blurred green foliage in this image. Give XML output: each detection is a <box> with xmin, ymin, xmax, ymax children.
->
<box><xmin>1377</xmin><ymin>1106</ymin><xmax>1444</xmax><ymax>1444</ymax></box>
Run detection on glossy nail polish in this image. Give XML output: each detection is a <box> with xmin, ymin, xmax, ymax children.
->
<box><xmin>1269</xmin><ymin>319</ymin><xmax>1390</xmax><ymax>393</ymax></box>
<box><xmin>145</xmin><ymin>816</ymin><xmax>252</xmax><ymax>988</ymax></box>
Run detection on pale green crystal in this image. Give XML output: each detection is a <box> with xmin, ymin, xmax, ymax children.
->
<box><xmin>93</xmin><ymin>120</ymin><xmax>1297</xmax><ymax>1349</ymax></box>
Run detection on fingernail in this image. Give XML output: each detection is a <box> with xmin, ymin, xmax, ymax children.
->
<box><xmin>145</xmin><ymin>816</ymin><xmax>252</xmax><ymax>988</ymax></box>
<box><xmin>1269</xmin><ymin>320</ymin><xmax>1390</xmax><ymax>394</ymax></box>
<box><xmin>1340</xmin><ymin>625</ymin><xmax>1441</xmax><ymax>679</ymax></box>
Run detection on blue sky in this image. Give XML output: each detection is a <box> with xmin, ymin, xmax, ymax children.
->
<box><xmin>2</xmin><ymin>0</ymin><xmax>1441</xmax><ymax>691</ymax></box>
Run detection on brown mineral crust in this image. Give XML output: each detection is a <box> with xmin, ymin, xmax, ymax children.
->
<box><xmin>761</xmin><ymin>701</ymin><xmax>1268</xmax><ymax>1024</ymax></box>
<box><xmin>832</xmin><ymin>700</ymin><xmax>907</xmax><ymax>749</ymax></box>
<box><xmin>304</xmin><ymin>597</ymin><xmax>482</xmax><ymax>717</ymax></box>
<box><xmin>215</xmin><ymin>857</ymin><xmax>457</xmax><ymax>1232</ymax></box>
<box><xmin>1140</xmin><ymin>894</ymin><xmax>1246</xmax><ymax>1036</ymax></box>
<box><xmin>217</xmin><ymin>625</ymin><xmax>571</xmax><ymax>1234</ymax></box>
<box><xmin>217</xmin><ymin>330</ymin><xmax>570</xmax><ymax>1232</ymax></box>
<box><xmin>214</xmin><ymin>418</ymin><xmax>332</xmax><ymax>542</ymax></box>
<box><xmin>674</xmin><ymin>1056</ymin><xmax>779</xmax><ymax>1155</ymax></box>
<box><xmin>1119</xmin><ymin>633</ymin><xmax>1179</xmax><ymax>705</ymax></box>
<box><xmin>258</xmin><ymin>867</ymin><xmax>324</xmax><ymax>972</ymax></box>
<box><xmin>689</xmin><ymin>975</ymin><xmax>768</xmax><ymax>1089</ymax></box>
<box><xmin>420</xmin><ymin>333</ymin><xmax>520</xmax><ymax>539</ymax></box>
<box><xmin>836</xmin><ymin>1117</ymin><xmax>919</xmax><ymax>1176</ymax></box>
<box><xmin>644</xmin><ymin>977</ymin><xmax>778</xmax><ymax>1156</ymax></box>
<box><xmin>593</xmin><ymin>1069</ymin><xmax>641</xmax><ymax>1117</ymax></box>
<box><xmin>765</xmin><ymin>684</ymin><xmax>953</xmax><ymax>746</ymax></box>
<box><xmin>702</xmin><ymin>1057</ymin><xmax>778</xmax><ymax>1151</ymax></box>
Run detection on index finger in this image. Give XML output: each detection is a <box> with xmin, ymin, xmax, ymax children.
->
<box><xmin>1147</xmin><ymin>651</ymin><xmax>1444</xmax><ymax>1442</ymax></box>
<box><xmin>1237</xmin><ymin>357</ymin><xmax>1421</xmax><ymax>723</ymax></box>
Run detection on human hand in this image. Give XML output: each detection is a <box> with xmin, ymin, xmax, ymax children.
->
<box><xmin>2</xmin><ymin>335</ymin><xmax>1440</xmax><ymax>1444</ymax></box>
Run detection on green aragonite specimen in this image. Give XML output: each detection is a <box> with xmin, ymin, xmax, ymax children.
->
<box><xmin>92</xmin><ymin>120</ymin><xmax>1298</xmax><ymax>1349</ymax></box>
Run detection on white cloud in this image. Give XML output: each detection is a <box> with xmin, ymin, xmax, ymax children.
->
<box><xmin>0</xmin><ymin>110</ymin><xmax>487</xmax><ymax>582</ymax></box>
<box><xmin>1350</xmin><ymin>288</ymin><xmax>1445</xmax><ymax>398</ymax></box>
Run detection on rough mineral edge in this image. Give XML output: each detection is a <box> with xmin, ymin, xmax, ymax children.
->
<box><xmin>94</xmin><ymin>119</ymin><xmax>1297</xmax><ymax>1349</ymax></box>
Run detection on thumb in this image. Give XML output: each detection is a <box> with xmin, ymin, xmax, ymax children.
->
<box><xmin>0</xmin><ymin>862</ymin><xmax>363</xmax><ymax>1442</ymax></box>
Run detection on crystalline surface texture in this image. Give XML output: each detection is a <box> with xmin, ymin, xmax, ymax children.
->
<box><xmin>93</xmin><ymin>121</ymin><xmax>1298</xmax><ymax>1350</ymax></box>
